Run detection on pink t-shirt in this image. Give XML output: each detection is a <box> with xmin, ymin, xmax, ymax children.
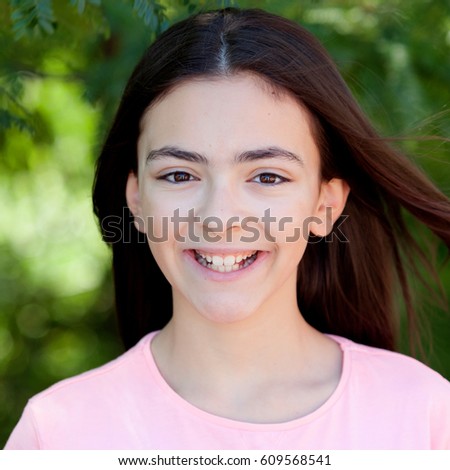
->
<box><xmin>5</xmin><ymin>332</ymin><xmax>450</xmax><ymax>449</ymax></box>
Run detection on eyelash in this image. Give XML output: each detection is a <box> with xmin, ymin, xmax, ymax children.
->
<box><xmin>251</xmin><ymin>173</ymin><xmax>289</xmax><ymax>185</ymax></box>
<box><xmin>157</xmin><ymin>171</ymin><xmax>198</xmax><ymax>183</ymax></box>
<box><xmin>157</xmin><ymin>171</ymin><xmax>289</xmax><ymax>185</ymax></box>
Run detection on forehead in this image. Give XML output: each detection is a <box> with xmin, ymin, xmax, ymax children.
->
<box><xmin>137</xmin><ymin>74</ymin><xmax>319</xmax><ymax>165</ymax></box>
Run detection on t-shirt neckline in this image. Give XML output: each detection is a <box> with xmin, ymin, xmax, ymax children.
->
<box><xmin>141</xmin><ymin>331</ymin><xmax>351</xmax><ymax>432</ymax></box>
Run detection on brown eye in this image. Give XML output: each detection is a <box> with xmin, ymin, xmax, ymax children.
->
<box><xmin>253</xmin><ymin>173</ymin><xmax>288</xmax><ymax>185</ymax></box>
<box><xmin>173</xmin><ymin>172</ymin><xmax>191</xmax><ymax>182</ymax></box>
<box><xmin>158</xmin><ymin>171</ymin><xmax>197</xmax><ymax>183</ymax></box>
<box><xmin>259</xmin><ymin>174</ymin><xmax>277</xmax><ymax>184</ymax></box>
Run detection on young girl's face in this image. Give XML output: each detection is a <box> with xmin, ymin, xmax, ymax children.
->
<box><xmin>127</xmin><ymin>74</ymin><xmax>348</xmax><ymax>324</ymax></box>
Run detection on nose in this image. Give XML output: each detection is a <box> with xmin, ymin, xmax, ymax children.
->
<box><xmin>196</xmin><ymin>179</ymin><xmax>243</xmax><ymax>238</ymax></box>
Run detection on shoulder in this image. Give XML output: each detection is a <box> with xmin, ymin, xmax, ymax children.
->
<box><xmin>5</xmin><ymin>332</ymin><xmax>158</xmax><ymax>449</ymax></box>
<box><xmin>333</xmin><ymin>335</ymin><xmax>450</xmax><ymax>448</ymax></box>
<box><xmin>32</xmin><ymin>332</ymin><xmax>155</xmax><ymax>405</ymax></box>
<box><xmin>313</xmin><ymin>336</ymin><xmax>450</xmax><ymax>449</ymax></box>
<box><xmin>334</xmin><ymin>335</ymin><xmax>450</xmax><ymax>393</ymax></box>
<box><xmin>336</xmin><ymin>335</ymin><xmax>449</xmax><ymax>387</ymax></box>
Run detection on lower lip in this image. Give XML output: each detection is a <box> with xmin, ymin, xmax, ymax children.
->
<box><xmin>184</xmin><ymin>250</ymin><xmax>268</xmax><ymax>281</ymax></box>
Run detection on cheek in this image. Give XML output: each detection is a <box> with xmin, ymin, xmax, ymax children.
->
<box><xmin>272</xmin><ymin>218</ymin><xmax>305</xmax><ymax>245</ymax></box>
<box><xmin>140</xmin><ymin>198</ymin><xmax>167</xmax><ymax>240</ymax></box>
<box><xmin>140</xmin><ymin>190</ymin><xmax>197</xmax><ymax>242</ymax></box>
<box><xmin>146</xmin><ymin>239</ymin><xmax>179</xmax><ymax>290</ymax></box>
<box><xmin>267</xmin><ymin>194</ymin><xmax>320</xmax><ymax>245</ymax></box>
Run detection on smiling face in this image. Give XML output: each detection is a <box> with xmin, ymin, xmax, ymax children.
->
<box><xmin>126</xmin><ymin>74</ymin><xmax>348</xmax><ymax>325</ymax></box>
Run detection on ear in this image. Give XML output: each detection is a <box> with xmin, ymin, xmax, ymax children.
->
<box><xmin>125</xmin><ymin>172</ymin><xmax>146</xmax><ymax>233</ymax></box>
<box><xmin>309</xmin><ymin>178</ymin><xmax>350</xmax><ymax>237</ymax></box>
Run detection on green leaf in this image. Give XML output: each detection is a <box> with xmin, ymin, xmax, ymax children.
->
<box><xmin>38</xmin><ymin>18</ymin><xmax>55</xmax><ymax>34</ymax></box>
<box><xmin>0</xmin><ymin>109</ymin><xmax>33</xmax><ymax>133</ymax></box>
<box><xmin>131</xmin><ymin>0</ymin><xmax>167</xmax><ymax>30</ymax></box>
<box><xmin>10</xmin><ymin>0</ymin><xmax>57</xmax><ymax>38</ymax></box>
<box><xmin>69</xmin><ymin>0</ymin><xmax>86</xmax><ymax>15</ymax></box>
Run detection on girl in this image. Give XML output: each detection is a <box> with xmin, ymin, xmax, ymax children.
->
<box><xmin>5</xmin><ymin>8</ymin><xmax>450</xmax><ymax>449</ymax></box>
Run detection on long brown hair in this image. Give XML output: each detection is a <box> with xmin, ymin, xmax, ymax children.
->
<box><xmin>93</xmin><ymin>8</ymin><xmax>450</xmax><ymax>352</ymax></box>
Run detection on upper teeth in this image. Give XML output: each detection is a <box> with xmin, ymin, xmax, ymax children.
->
<box><xmin>197</xmin><ymin>251</ymin><xmax>257</xmax><ymax>266</ymax></box>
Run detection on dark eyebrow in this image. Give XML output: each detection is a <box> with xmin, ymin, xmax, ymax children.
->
<box><xmin>235</xmin><ymin>146</ymin><xmax>304</xmax><ymax>167</ymax></box>
<box><xmin>146</xmin><ymin>145</ymin><xmax>304</xmax><ymax>167</ymax></box>
<box><xmin>146</xmin><ymin>146</ymin><xmax>208</xmax><ymax>165</ymax></box>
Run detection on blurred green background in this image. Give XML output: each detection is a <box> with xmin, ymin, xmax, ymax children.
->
<box><xmin>1</xmin><ymin>0</ymin><xmax>449</xmax><ymax>447</ymax></box>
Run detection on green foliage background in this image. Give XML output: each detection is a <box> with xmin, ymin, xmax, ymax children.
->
<box><xmin>1</xmin><ymin>0</ymin><xmax>449</xmax><ymax>446</ymax></box>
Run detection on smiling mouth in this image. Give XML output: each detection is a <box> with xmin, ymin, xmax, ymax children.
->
<box><xmin>193</xmin><ymin>250</ymin><xmax>259</xmax><ymax>272</ymax></box>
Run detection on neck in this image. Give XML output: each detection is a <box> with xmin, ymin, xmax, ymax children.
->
<box><xmin>150</xmin><ymin>283</ymin><xmax>342</xmax><ymax>424</ymax></box>
<box><xmin>155</xmin><ymin>275</ymin><xmax>314</xmax><ymax>378</ymax></box>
